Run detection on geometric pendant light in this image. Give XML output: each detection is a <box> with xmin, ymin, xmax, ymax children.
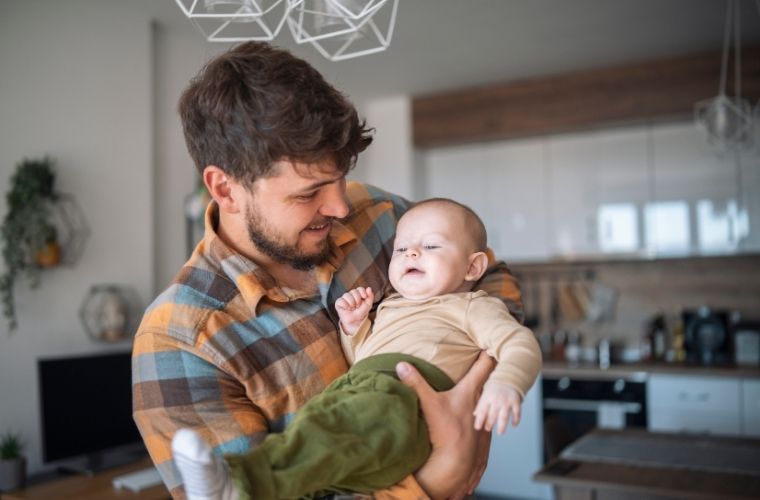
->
<box><xmin>694</xmin><ymin>0</ymin><xmax>755</xmax><ymax>150</ymax></box>
<box><xmin>286</xmin><ymin>0</ymin><xmax>399</xmax><ymax>61</ymax></box>
<box><xmin>173</xmin><ymin>0</ymin><xmax>399</xmax><ymax>61</ymax></box>
<box><xmin>173</xmin><ymin>0</ymin><xmax>295</xmax><ymax>42</ymax></box>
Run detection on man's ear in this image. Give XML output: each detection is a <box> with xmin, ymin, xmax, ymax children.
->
<box><xmin>465</xmin><ymin>251</ymin><xmax>489</xmax><ymax>282</ymax></box>
<box><xmin>203</xmin><ymin>165</ymin><xmax>242</xmax><ymax>214</ymax></box>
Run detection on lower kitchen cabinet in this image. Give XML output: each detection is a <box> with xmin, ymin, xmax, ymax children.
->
<box><xmin>477</xmin><ymin>377</ymin><xmax>552</xmax><ymax>499</ymax></box>
<box><xmin>647</xmin><ymin>374</ymin><xmax>742</xmax><ymax>436</ymax></box>
<box><xmin>742</xmin><ymin>379</ymin><xmax>760</xmax><ymax>436</ymax></box>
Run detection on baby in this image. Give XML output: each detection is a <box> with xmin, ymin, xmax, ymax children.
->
<box><xmin>172</xmin><ymin>198</ymin><xmax>542</xmax><ymax>500</ymax></box>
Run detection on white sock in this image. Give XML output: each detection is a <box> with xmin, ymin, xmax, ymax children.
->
<box><xmin>171</xmin><ymin>428</ymin><xmax>240</xmax><ymax>500</ymax></box>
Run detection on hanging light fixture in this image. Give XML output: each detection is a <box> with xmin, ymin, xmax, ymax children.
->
<box><xmin>173</xmin><ymin>0</ymin><xmax>297</xmax><ymax>42</ymax></box>
<box><xmin>174</xmin><ymin>0</ymin><xmax>399</xmax><ymax>61</ymax></box>
<box><xmin>694</xmin><ymin>0</ymin><xmax>754</xmax><ymax>150</ymax></box>
<box><xmin>287</xmin><ymin>0</ymin><xmax>399</xmax><ymax>61</ymax></box>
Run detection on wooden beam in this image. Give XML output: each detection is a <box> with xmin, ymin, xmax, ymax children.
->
<box><xmin>412</xmin><ymin>47</ymin><xmax>760</xmax><ymax>148</ymax></box>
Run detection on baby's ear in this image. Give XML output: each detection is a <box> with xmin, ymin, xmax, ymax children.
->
<box><xmin>465</xmin><ymin>251</ymin><xmax>489</xmax><ymax>282</ymax></box>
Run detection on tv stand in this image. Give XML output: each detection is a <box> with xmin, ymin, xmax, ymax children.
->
<box><xmin>3</xmin><ymin>457</ymin><xmax>169</xmax><ymax>500</ymax></box>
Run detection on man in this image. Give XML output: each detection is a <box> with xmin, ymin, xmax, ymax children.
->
<box><xmin>132</xmin><ymin>41</ymin><xmax>524</xmax><ymax>499</ymax></box>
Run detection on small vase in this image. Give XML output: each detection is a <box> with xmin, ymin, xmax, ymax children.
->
<box><xmin>35</xmin><ymin>241</ymin><xmax>61</xmax><ymax>268</ymax></box>
<box><xmin>0</xmin><ymin>457</ymin><xmax>26</xmax><ymax>491</ymax></box>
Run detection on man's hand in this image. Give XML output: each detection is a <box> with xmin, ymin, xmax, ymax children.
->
<box><xmin>335</xmin><ymin>287</ymin><xmax>374</xmax><ymax>335</ymax></box>
<box><xmin>396</xmin><ymin>351</ymin><xmax>496</xmax><ymax>499</ymax></box>
<box><xmin>473</xmin><ymin>382</ymin><xmax>522</xmax><ymax>435</ymax></box>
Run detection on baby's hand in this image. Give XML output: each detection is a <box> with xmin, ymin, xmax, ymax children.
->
<box><xmin>335</xmin><ymin>287</ymin><xmax>374</xmax><ymax>335</ymax></box>
<box><xmin>473</xmin><ymin>382</ymin><xmax>522</xmax><ymax>435</ymax></box>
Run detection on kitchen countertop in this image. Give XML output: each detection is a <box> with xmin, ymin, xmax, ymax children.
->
<box><xmin>542</xmin><ymin>360</ymin><xmax>760</xmax><ymax>380</ymax></box>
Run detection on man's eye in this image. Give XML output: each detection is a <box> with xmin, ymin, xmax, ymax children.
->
<box><xmin>296</xmin><ymin>192</ymin><xmax>317</xmax><ymax>201</ymax></box>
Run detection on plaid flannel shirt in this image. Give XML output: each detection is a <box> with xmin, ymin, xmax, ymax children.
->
<box><xmin>132</xmin><ymin>182</ymin><xmax>524</xmax><ymax>499</ymax></box>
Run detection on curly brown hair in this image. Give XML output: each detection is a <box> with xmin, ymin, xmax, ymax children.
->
<box><xmin>178</xmin><ymin>42</ymin><xmax>373</xmax><ymax>185</ymax></box>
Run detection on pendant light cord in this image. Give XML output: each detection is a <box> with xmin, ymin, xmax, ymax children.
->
<box><xmin>719</xmin><ymin>0</ymin><xmax>732</xmax><ymax>96</ymax></box>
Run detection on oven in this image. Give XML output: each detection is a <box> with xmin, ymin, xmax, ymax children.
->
<box><xmin>542</xmin><ymin>372</ymin><xmax>648</xmax><ymax>462</ymax></box>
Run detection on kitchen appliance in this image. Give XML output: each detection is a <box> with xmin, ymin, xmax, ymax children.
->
<box><xmin>542</xmin><ymin>373</ymin><xmax>647</xmax><ymax>462</ymax></box>
<box><xmin>683</xmin><ymin>306</ymin><xmax>732</xmax><ymax>365</ymax></box>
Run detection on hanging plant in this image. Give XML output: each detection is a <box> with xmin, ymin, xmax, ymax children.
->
<box><xmin>0</xmin><ymin>157</ymin><xmax>61</xmax><ymax>331</ymax></box>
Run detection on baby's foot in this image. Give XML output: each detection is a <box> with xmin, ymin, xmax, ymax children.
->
<box><xmin>171</xmin><ymin>428</ymin><xmax>239</xmax><ymax>500</ymax></box>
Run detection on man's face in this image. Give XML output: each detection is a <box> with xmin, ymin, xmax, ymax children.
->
<box><xmin>244</xmin><ymin>160</ymin><xmax>349</xmax><ymax>270</ymax></box>
<box><xmin>388</xmin><ymin>204</ymin><xmax>475</xmax><ymax>300</ymax></box>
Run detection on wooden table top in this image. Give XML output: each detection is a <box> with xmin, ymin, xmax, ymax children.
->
<box><xmin>1</xmin><ymin>458</ymin><xmax>170</xmax><ymax>500</ymax></box>
<box><xmin>534</xmin><ymin>429</ymin><xmax>760</xmax><ymax>500</ymax></box>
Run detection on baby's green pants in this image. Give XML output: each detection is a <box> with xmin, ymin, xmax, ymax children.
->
<box><xmin>226</xmin><ymin>353</ymin><xmax>454</xmax><ymax>499</ymax></box>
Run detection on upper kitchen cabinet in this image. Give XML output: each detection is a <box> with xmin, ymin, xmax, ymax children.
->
<box><xmin>546</xmin><ymin>126</ymin><xmax>650</xmax><ymax>259</ymax></box>
<box><xmin>650</xmin><ymin>122</ymin><xmax>758</xmax><ymax>257</ymax></box>
<box><xmin>419</xmin><ymin>121</ymin><xmax>759</xmax><ymax>263</ymax></box>
<box><xmin>423</xmin><ymin>143</ymin><xmax>490</xmax><ymax>228</ymax></box>
<box><xmin>484</xmin><ymin>138</ymin><xmax>551</xmax><ymax>261</ymax></box>
<box><xmin>412</xmin><ymin>46</ymin><xmax>760</xmax><ymax>263</ymax></box>
<box><xmin>421</xmin><ymin>138</ymin><xmax>551</xmax><ymax>262</ymax></box>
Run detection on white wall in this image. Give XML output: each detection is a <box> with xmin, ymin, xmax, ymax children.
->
<box><xmin>151</xmin><ymin>24</ymin><xmax>228</xmax><ymax>290</ymax></box>
<box><xmin>0</xmin><ymin>0</ymin><xmax>153</xmax><ymax>473</ymax></box>
<box><xmin>356</xmin><ymin>95</ymin><xmax>415</xmax><ymax>199</ymax></box>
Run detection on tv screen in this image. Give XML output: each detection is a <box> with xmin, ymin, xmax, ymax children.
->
<box><xmin>38</xmin><ymin>350</ymin><xmax>143</xmax><ymax>466</ymax></box>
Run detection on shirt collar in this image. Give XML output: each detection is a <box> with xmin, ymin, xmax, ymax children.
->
<box><xmin>201</xmin><ymin>201</ymin><xmax>358</xmax><ymax>315</ymax></box>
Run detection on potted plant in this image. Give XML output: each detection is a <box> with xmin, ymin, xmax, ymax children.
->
<box><xmin>0</xmin><ymin>431</ymin><xmax>26</xmax><ymax>492</ymax></box>
<box><xmin>0</xmin><ymin>157</ymin><xmax>61</xmax><ymax>331</ymax></box>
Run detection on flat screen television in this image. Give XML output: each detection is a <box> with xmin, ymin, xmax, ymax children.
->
<box><xmin>38</xmin><ymin>350</ymin><xmax>145</xmax><ymax>473</ymax></box>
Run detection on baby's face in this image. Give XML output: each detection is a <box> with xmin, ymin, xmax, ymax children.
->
<box><xmin>389</xmin><ymin>204</ymin><xmax>476</xmax><ymax>300</ymax></box>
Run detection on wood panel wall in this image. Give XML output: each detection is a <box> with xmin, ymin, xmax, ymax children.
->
<box><xmin>412</xmin><ymin>47</ymin><xmax>760</xmax><ymax>148</ymax></box>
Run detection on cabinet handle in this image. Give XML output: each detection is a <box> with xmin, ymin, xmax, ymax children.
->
<box><xmin>677</xmin><ymin>392</ymin><xmax>710</xmax><ymax>402</ymax></box>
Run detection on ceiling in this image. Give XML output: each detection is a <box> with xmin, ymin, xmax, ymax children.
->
<box><xmin>151</xmin><ymin>0</ymin><xmax>760</xmax><ymax>102</ymax></box>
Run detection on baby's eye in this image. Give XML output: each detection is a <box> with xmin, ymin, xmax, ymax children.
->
<box><xmin>394</xmin><ymin>247</ymin><xmax>407</xmax><ymax>253</ymax></box>
<box><xmin>423</xmin><ymin>245</ymin><xmax>440</xmax><ymax>250</ymax></box>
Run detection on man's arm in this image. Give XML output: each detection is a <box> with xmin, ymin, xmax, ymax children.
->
<box><xmin>133</xmin><ymin>329</ymin><xmax>268</xmax><ymax>499</ymax></box>
<box><xmin>397</xmin><ymin>352</ymin><xmax>497</xmax><ymax>500</ymax></box>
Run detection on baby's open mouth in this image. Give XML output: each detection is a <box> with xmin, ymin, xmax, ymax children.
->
<box><xmin>404</xmin><ymin>267</ymin><xmax>424</xmax><ymax>276</ymax></box>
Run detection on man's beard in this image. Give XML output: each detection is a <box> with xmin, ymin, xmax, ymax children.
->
<box><xmin>245</xmin><ymin>205</ymin><xmax>332</xmax><ymax>271</ymax></box>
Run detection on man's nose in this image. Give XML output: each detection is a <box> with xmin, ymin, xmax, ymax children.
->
<box><xmin>319</xmin><ymin>182</ymin><xmax>349</xmax><ymax>219</ymax></box>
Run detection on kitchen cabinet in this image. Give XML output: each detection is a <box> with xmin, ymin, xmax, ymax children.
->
<box><xmin>738</xmin><ymin>151</ymin><xmax>760</xmax><ymax>254</ymax></box>
<box><xmin>420</xmin><ymin>120</ymin><xmax>759</xmax><ymax>262</ymax></box>
<box><xmin>742</xmin><ymin>379</ymin><xmax>760</xmax><ymax>436</ymax></box>
<box><xmin>544</xmin><ymin>125</ymin><xmax>650</xmax><ymax>259</ymax></box>
<box><xmin>545</xmin><ymin>131</ymin><xmax>600</xmax><ymax>257</ymax></box>
<box><xmin>424</xmin><ymin>143</ymin><xmax>490</xmax><ymax>227</ymax></box>
<box><xmin>477</xmin><ymin>376</ymin><xmax>552</xmax><ymax>500</ymax></box>
<box><xmin>647</xmin><ymin>374</ymin><xmax>741</xmax><ymax>435</ymax></box>
<box><xmin>650</xmin><ymin>123</ymin><xmax>747</xmax><ymax>256</ymax></box>
<box><xmin>484</xmin><ymin>138</ymin><xmax>551</xmax><ymax>261</ymax></box>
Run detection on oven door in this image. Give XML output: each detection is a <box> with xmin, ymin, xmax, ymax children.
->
<box><xmin>542</xmin><ymin>376</ymin><xmax>647</xmax><ymax>461</ymax></box>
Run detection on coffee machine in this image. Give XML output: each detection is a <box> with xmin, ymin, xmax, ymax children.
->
<box><xmin>683</xmin><ymin>306</ymin><xmax>732</xmax><ymax>365</ymax></box>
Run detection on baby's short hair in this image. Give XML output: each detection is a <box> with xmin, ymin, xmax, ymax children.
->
<box><xmin>408</xmin><ymin>198</ymin><xmax>487</xmax><ymax>252</ymax></box>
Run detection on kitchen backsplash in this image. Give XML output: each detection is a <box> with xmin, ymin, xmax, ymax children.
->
<box><xmin>512</xmin><ymin>254</ymin><xmax>760</xmax><ymax>348</ymax></box>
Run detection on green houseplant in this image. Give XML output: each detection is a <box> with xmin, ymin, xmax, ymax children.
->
<box><xmin>0</xmin><ymin>157</ymin><xmax>61</xmax><ymax>331</ymax></box>
<box><xmin>0</xmin><ymin>431</ymin><xmax>26</xmax><ymax>491</ymax></box>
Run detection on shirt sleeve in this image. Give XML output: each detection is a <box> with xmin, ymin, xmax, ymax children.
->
<box><xmin>465</xmin><ymin>295</ymin><xmax>543</xmax><ymax>398</ymax></box>
<box><xmin>339</xmin><ymin>317</ymin><xmax>372</xmax><ymax>365</ymax></box>
<box><xmin>472</xmin><ymin>249</ymin><xmax>525</xmax><ymax>324</ymax></box>
<box><xmin>132</xmin><ymin>327</ymin><xmax>268</xmax><ymax>499</ymax></box>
